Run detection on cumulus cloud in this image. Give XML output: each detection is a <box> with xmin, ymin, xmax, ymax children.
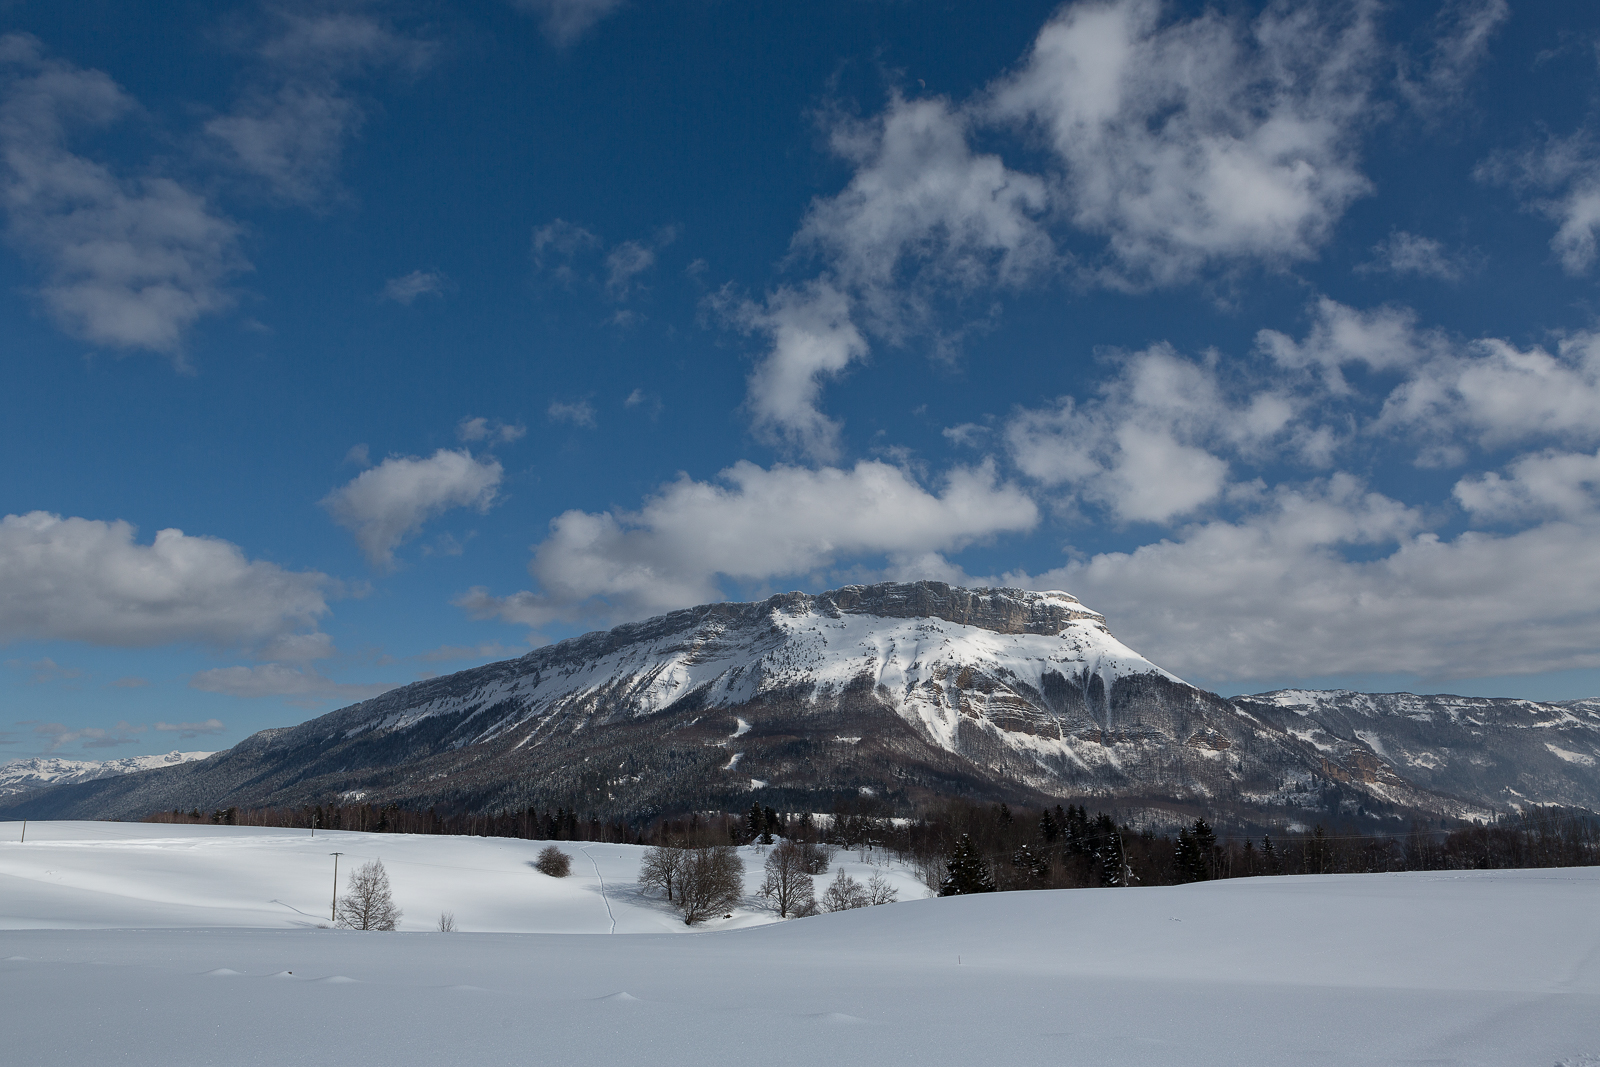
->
<box><xmin>321</xmin><ymin>449</ymin><xmax>503</xmax><ymax>568</ymax></box>
<box><xmin>205</xmin><ymin>9</ymin><xmax>434</xmax><ymax>205</ymax></box>
<box><xmin>0</xmin><ymin>511</ymin><xmax>329</xmax><ymax>649</ymax></box>
<box><xmin>0</xmin><ymin>34</ymin><xmax>246</xmax><ymax>354</ymax></box>
<box><xmin>796</xmin><ymin>93</ymin><xmax>1054</xmax><ymax>321</ymax></box>
<box><xmin>190</xmin><ymin>663</ymin><xmax>395</xmax><ymax>705</ymax></box>
<box><xmin>1454</xmin><ymin>449</ymin><xmax>1600</xmax><ymax>522</ymax></box>
<box><xmin>381</xmin><ymin>269</ymin><xmax>448</xmax><ymax>304</ymax></box>
<box><xmin>1376</xmin><ymin>330</ymin><xmax>1600</xmax><ymax>451</ymax></box>
<box><xmin>511</xmin><ymin>0</ymin><xmax>626</xmax><ymax>46</ymax></box>
<box><xmin>456</xmin><ymin>416</ymin><xmax>526</xmax><ymax>444</ymax></box>
<box><xmin>1015</xmin><ymin>475</ymin><xmax>1600</xmax><ymax>682</ymax></box>
<box><xmin>1005</xmin><ymin>344</ymin><xmax>1295</xmax><ymax>522</ymax></box>
<box><xmin>457</xmin><ymin>459</ymin><xmax>1038</xmax><ymax>628</ymax></box>
<box><xmin>990</xmin><ymin>0</ymin><xmax>1378</xmax><ymax>286</ymax></box>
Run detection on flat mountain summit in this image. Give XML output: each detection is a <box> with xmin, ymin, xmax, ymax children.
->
<box><xmin>6</xmin><ymin>582</ymin><xmax>1598</xmax><ymax>824</ymax></box>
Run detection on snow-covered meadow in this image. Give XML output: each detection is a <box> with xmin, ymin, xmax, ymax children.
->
<box><xmin>2</xmin><ymin>822</ymin><xmax>1597</xmax><ymax>1066</ymax></box>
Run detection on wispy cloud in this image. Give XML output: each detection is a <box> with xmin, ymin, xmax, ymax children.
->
<box><xmin>0</xmin><ymin>34</ymin><xmax>246</xmax><ymax>356</ymax></box>
<box><xmin>547</xmin><ymin>399</ymin><xmax>597</xmax><ymax>428</ymax></box>
<box><xmin>509</xmin><ymin>0</ymin><xmax>626</xmax><ymax>46</ymax></box>
<box><xmin>381</xmin><ymin>269</ymin><xmax>449</xmax><ymax>305</ymax></box>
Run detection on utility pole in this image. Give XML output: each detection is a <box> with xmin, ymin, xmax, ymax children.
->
<box><xmin>19</xmin><ymin>820</ymin><xmax>24</xmax><ymax>843</ymax></box>
<box><xmin>329</xmin><ymin>853</ymin><xmax>343</xmax><ymax>922</ymax></box>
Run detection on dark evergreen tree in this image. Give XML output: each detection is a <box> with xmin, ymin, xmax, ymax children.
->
<box><xmin>763</xmin><ymin>806</ymin><xmax>781</xmax><ymax>840</ymax></box>
<box><xmin>1012</xmin><ymin>841</ymin><xmax>1048</xmax><ymax>879</ymax></box>
<box><xmin>939</xmin><ymin>834</ymin><xmax>996</xmax><ymax>895</ymax></box>
<box><xmin>1038</xmin><ymin>809</ymin><xmax>1059</xmax><ymax>844</ymax></box>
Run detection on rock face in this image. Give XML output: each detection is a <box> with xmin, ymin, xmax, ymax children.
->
<box><xmin>4</xmin><ymin>582</ymin><xmax>1597</xmax><ymax>824</ymax></box>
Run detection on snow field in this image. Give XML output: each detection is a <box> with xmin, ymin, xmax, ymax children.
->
<box><xmin>0</xmin><ymin>821</ymin><xmax>929</xmax><ymax>932</ymax></box>
<box><xmin>1</xmin><ymin>823</ymin><xmax>1598</xmax><ymax>1066</ymax></box>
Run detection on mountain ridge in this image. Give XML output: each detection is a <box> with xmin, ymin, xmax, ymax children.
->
<box><xmin>3</xmin><ymin>582</ymin><xmax>1597</xmax><ymax>824</ymax></box>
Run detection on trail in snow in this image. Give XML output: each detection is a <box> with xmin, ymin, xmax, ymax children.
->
<box><xmin>580</xmin><ymin>845</ymin><xmax>616</xmax><ymax>934</ymax></box>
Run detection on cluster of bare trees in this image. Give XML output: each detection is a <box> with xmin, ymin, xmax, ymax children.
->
<box><xmin>534</xmin><ymin>845</ymin><xmax>572</xmax><ymax>877</ymax></box>
<box><xmin>820</xmin><ymin>868</ymin><xmax>898</xmax><ymax>911</ymax></box>
<box><xmin>638</xmin><ymin>841</ymin><xmax>746</xmax><ymax>924</ymax></box>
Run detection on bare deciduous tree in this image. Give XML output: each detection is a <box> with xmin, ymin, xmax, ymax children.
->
<box><xmin>535</xmin><ymin>845</ymin><xmax>572</xmax><ymax>877</ymax></box>
<box><xmin>821</xmin><ymin>869</ymin><xmax>868</xmax><ymax>912</ymax></box>
<box><xmin>334</xmin><ymin>858</ymin><xmax>402</xmax><ymax>931</ymax></box>
<box><xmin>437</xmin><ymin>910</ymin><xmax>456</xmax><ymax>932</ymax></box>
<box><xmin>866</xmin><ymin>869</ymin><xmax>898</xmax><ymax>905</ymax></box>
<box><xmin>638</xmin><ymin>843</ymin><xmax>685</xmax><ymax>902</ymax></box>
<box><xmin>761</xmin><ymin>840</ymin><xmax>816</xmax><ymax>918</ymax></box>
<box><xmin>677</xmin><ymin>845</ymin><xmax>745</xmax><ymax>925</ymax></box>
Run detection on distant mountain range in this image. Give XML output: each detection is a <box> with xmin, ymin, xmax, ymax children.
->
<box><xmin>3</xmin><ymin>582</ymin><xmax>1597</xmax><ymax>826</ymax></box>
<box><xmin>0</xmin><ymin>751</ymin><xmax>214</xmax><ymax>799</ymax></box>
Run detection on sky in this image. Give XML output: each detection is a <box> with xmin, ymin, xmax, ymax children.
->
<box><xmin>3</xmin><ymin>0</ymin><xmax>1600</xmax><ymax>763</ymax></box>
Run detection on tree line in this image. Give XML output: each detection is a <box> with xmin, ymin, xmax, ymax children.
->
<box><xmin>143</xmin><ymin>797</ymin><xmax>1599</xmax><ymax>892</ymax></box>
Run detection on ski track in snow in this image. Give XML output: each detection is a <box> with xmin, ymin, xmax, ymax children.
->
<box><xmin>579</xmin><ymin>844</ymin><xmax>616</xmax><ymax>934</ymax></box>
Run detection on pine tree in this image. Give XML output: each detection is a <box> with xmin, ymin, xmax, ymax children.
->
<box><xmin>1038</xmin><ymin>809</ymin><xmax>1059</xmax><ymax>844</ymax></box>
<box><xmin>939</xmin><ymin>834</ymin><xmax>996</xmax><ymax>896</ymax></box>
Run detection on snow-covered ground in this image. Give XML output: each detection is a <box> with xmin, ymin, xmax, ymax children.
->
<box><xmin>2</xmin><ymin>823</ymin><xmax>1597</xmax><ymax>1067</ymax></box>
<box><xmin>0</xmin><ymin>821</ymin><xmax>924</xmax><ymax>932</ymax></box>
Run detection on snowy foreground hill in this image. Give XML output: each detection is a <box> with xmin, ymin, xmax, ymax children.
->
<box><xmin>2</xmin><ymin>823</ymin><xmax>1597</xmax><ymax>1066</ymax></box>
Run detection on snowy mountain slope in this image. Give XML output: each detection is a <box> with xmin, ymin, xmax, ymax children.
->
<box><xmin>0</xmin><ymin>752</ymin><xmax>214</xmax><ymax>800</ymax></box>
<box><xmin>4</xmin><ymin>582</ymin><xmax>1597</xmax><ymax>823</ymax></box>
<box><xmin>1232</xmin><ymin>690</ymin><xmax>1600</xmax><ymax>814</ymax></box>
<box><xmin>2</xmin><ymin>824</ymin><xmax>1597</xmax><ymax>1067</ymax></box>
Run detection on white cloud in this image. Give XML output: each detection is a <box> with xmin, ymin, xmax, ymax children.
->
<box><xmin>0</xmin><ymin>34</ymin><xmax>246</xmax><ymax>354</ymax></box>
<box><xmin>190</xmin><ymin>663</ymin><xmax>394</xmax><ymax>705</ymax></box>
<box><xmin>381</xmin><ymin>269</ymin><xmax>448</xmax><ymax>304</ymax></box>
<box><xmin>511</xmin><ymin>0</ymin><xmax>626</xmax><ymax>46</ymax></box>
<box><xmin>547</xmin><ymin>400</ymin><xmax>597</xmax><ymax>428</ymax></box>
<box><xmin>990</xmin><ymin>0</ymin><xmax>1378</xmax><ymax>285</ymax></box>
<box><xmin>344</xmin><ymin>442</ymin><xmax>371</xmax><ymax>467</ymax></box>
<box><xmin>1479</xmin><ymin>132</ymin><xmax>1600</xmax><ymax>275</ymax></box>
<box><xmin>257</xmin><ymin>631</ymin><xmax>335</xmax><ymax>663</ymax></box>
<box><xmin>1454</xmin><ymin>449</ymin><xmax>1600</xmax><ymax>522</ymax></box>
<box><xmin>605</xmin><ymin>240</ymin><xmax>655</xmax><ymax>298</ymax></box>
<box><xmin>205</xmin><ymin>10</ymin><xmax>434</xmax><ymax>205</ymax></box>
<box><xmin>726</xmin><ymin>282</ymin><xmax>866</xmax><ymax>461</ymax></box>
<box><xmin>1005</xmin><ymin>343</ymin><xmax>1294</xmax><ymax>522</ymax></box>
<box><xmin>731</xmin><ymin>95</ymin><xmax>1053</xmax><ymax>458</ymax></box>
<box><xmin>456</xmin><ymin>416</ymin><xmax>526</xmax><ymax>444</ymax></box>
<box><xmin>1357</xmin><ymin>231</ymin><xmax>1472</xmax><ymax>280</ymax></box>
<box><xmin>1378</xmin><ymin>330</ymin><xmax>1600</xmax><ymax>450</ymax></box>
<box><xmin>1397</xmin><ymin>0</ymin><xmax>1509</xmax><ymax>116</ymax></box>
<box><xmin>457</xmin><ymin>459</ymin><xmax>1038</xmax><ymax>628</ymax></box>
<box><xmin>1256</xmin><ymin>298</ymin><xmax>1440</xmax><ymax>394</ymax></box>
<box><xmin>321</xmin><ymin>449</ymin><xmax>503</xmax><ymax>567</ymax></box>
<box><xmin>0</xmin><ymin>511</ymin><xmax>329</xmax><ymax>649</ymax></box>
<box><xmin>796</xmin><ymin>93</ymin><xmax>1054</xmax><ymax>321</ymax></box>
<box><xmin>1011</xmin><ymin>474</ymin><xmax>1600</xmax><ymax>681</ymax></box>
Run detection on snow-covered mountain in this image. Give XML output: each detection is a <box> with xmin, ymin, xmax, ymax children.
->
<box><xmin>0</xmin><ymin>752</ymin><xmax>214</xmax><ymax>799</ymax></box>
<box><xmin>4</xmin><ymin>582</ymin><xmax>1597</xmax><ymax>823</ymax></box>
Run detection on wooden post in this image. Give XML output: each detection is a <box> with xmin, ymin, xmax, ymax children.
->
<box><xmin>329</xmin><ymin>852</ymin><xmax>343</xmax><ymax>922</ymax></box>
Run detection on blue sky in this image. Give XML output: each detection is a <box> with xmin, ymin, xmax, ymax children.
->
<box><xmin>4</xmin><ymin>0</ymin><xmax>1600</xmax><ymax>762</ymax></box>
